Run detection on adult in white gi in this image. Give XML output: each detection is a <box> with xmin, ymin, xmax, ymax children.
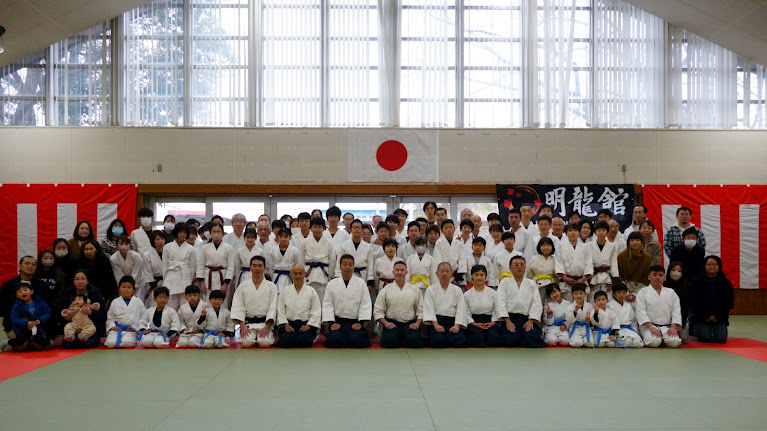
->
<box><xmin>231</xmin><ymin>256</ymin><xmax>278</xmax><ymax>348</ymax></box>
<box><xmin>322</xmin><ymin>254</ymin><xmax>372</xmax><ymax>348</ymax></box>
<box><xmin>464</xmin><ymin>265</ymin><xmax>501</xmax><ymax>348</ymax></box>
<box><xmin>433</xmin><ymin>220</ymin><xmax>468</xmax><ymax>282</ymax></box>
<box><xmin>276</xmin><ymin>265</ymin><xmax>321</xmax><ymax>348</ymax></box>
<box><xmin>495</xmin><ymin>255</ymin><xmax>546</xmax><ymax>348</ymax></box>
<box><xmin>423</xmin><ymin>262</ymin><xmax>468</xmax><ymax>348</ymax></box>
<box><xmin>335</xmin><ymin>219</ymin><xmax>375</xmax><ymax>284</ymax></box>
<box><xmin>140</xmin><ymin>231</ymin><xmax>166</xmax><ymax>308</ymax></box>
<box><xmin>196</xmin><ymin>223</ymin><xmax>236</xmax><ymax>299</ymax></box>
<box><xmin>507</xmin><ymin>209</ymin><xmax>535</xmax><ymax>261</ymax></box>
<box><xmin>223</xmin><ymin>213</ymin><xmax>247</xmax><ymax>251</ymax></box>
<box><xmin>374</xmin><ymin>261</ymin><xmax>424</xmax><ymax>349</ymax></box>
<box><xmin>635</xmin><ymin>265</ymin><xmax>683</xmax><ymax>348</ymax></box>
<box><xmin>104</xmin><ymin>278</ymin><xmax>147</xmax><ymax>348</ymax></box>
<box><xmin>162</xmin><ymin>223</ymin><xmax>196</xmax><ymax>310</ymax></box>
<box><xmin>231</xmin><ymin>230</ymin><xmax>264</xmax><ymax>308</ymax></box>
<box><xmin>130</xmin><ymin>208</ymin><xmax>155</xmax><ymax>255</ymax></box>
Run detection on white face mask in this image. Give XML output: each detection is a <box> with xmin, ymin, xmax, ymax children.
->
<box><xmin>164</xmin><ymin>222</ymin><xmax>175</xmax><ymax>231</ymax></box>
<box><xmin>669</xmin><ymin>270</ymin><xmax>682</xmax><ymax>281</ymax></box>
<box><xmin>55</xmin><ymin>249</ymin><xmax>68</xmax><ymax>258</ymax></box>
<box><xmin>140</xmin><ymin>217</ymin><xmax>153</xmax><ymax>228</ymax></box>
<box><xmin>684</xmin><ymin>239</ymin><xmax>696</xmax><ymax>249</ymax></box>
<box><xmin>42</xmin><ymin>258</ymin><xmax>55</xmax><ymax>267</ymax></box>
<box><xmin>415</xmin><ymin>246</ymin><xmax>426</xmax><ymax>254</ymax></box>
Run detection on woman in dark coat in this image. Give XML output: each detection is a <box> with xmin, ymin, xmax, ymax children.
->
<box><xmin>689</xmin><ymin>256</ymin><xmax>734</xmax><ymax>344</ymax></box>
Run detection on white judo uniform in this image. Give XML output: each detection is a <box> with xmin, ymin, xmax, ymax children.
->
<box><xmin>373</xmin><ymin>255</ymin><xmax>404</xmax><ymax>297</ymax></box>
<box><xmin>586</xmin><ymin>240</ymin><xmax>620</xmax><ymax>303</ymax></box>
<box><xmin>373</xmin><ymin>282</ymin><xmax>423</xmax><ymax>323</ymax></box>
<box><xmin>109</xmin><ymin>250</ymin><xmax>144</xmax><ymax>287</ymax></box>
<box><xmin>196</xmin><ymin>241</ymin><xmax>236</xmax><ymax>298</ymax></box>
<box><xmin>554</xmin><ymin>239</ymin><xmax>593</xmax><ymax>301</ymax></box>
<box><xmin>433</xmin><ymin>237</ymin><xmax>468</xmax><ymax>276</ymax></box>
<box><xmin>323</xmin><ymin>228</ymin><xmax>350</xmax><ymax>252</ymax></box>
<box><xmin>162</xmin><ymin>240</ymin><xmax>196</xmax><ymax>309</ymax></box>
<box><xmin>493</xmin><ymin>248</ymin><xmax>523</xmax><ymax>284</ymax></box>
<box><xmin>464</xmin><ymin>255</ymin><xmax>497</xmax><ymax>288</ymax></box>
<box><xmin>231</xmin><ymin>277</ymin><xmax>278</xmax><ymax>347</ymax></box>
<box><xmin>201</xmin><ymin>307</ymin><xmax>233</xmax><ymax>349</ymax></box>
<box><xmin>176</xmin><ymin>301</ymin><xmax>208</xmax><ymax>348</ymax></box>
<box><xmin>322</xmin><ymin>276</ymin><xmax>373</xmax><ymax>323</ymax></box>
<box><xmin>140</xmin><ymin>249</ymin><xmax>164</xmax><ymax>308</ymax></box>
<box><xmin>223</xmin><ymin>231</ymin><xmax>246</xmax><ymax>253</ymax></box>
<box><xmin>495</xmin><ymin>277</ymin><xmax>543</xmax><ymax>321</ymax></box>
<box><xmin>463</xmin><ymin>287</ymin><xmax>499</xmax><ymax>322</ymax></box>
<box><xmin>423</xmin><ymin>283</ymin><xmax>469</xmax><ymax>327</ymax></box>
<box><xmin>542</xmin><ymin>298</ymin><xmax>571</xmax><ymax>346</ymax></box>
<box><xmin>130</xmin><ymin>228</ymin><xmax>153</xmax><ymax>255</ymax></box>
<box><xmin>607</xmin><ymin>299</ymin><xmax>643</xmax><ymax>348</ymax></box>
<box><xmin>526</xmin><ymin>254</ymin><xmax>558</xmax><ymax>301</ymax></box>
<box><xmin>635</xmin><ymin>285</ymin><xmax>682</xmax><ymax>348</ymax></box>
<box><xmin>484</xmin><ymin>239</ymin><xmax>505</xmax><ymax>262</ymax></box>
<box><xmin>104</xmin><ymin>296</ymin><xmax>147</xmax><ymax>348</ymax></box>
<box><xmin>397</xmin><ymin>241</ymin><xmax>418</xmax><ymax>262</ymax></box>
<box><xmin>139</xmin><ymin>306</ymin><xmax>182</xmax><ymax>348</ymax></box>
<box><xmin>509</xmin><ymin>226</ymin><xmax>535</xmax><ymax>261</ymax></box>
<box><xmin>266</xmin><ymin>245</ymin><xmax>303</xmax><ymax>293</ymax></box>
<box><xmin>590</xmin><ymin>307</ymin><xmax>620</xmax><ymax>347</ymax></box>
<box><xmin>406</xmin><ymin>253</ymin><xmax>438</xmax><ymax>294</ymax></box>
<box><xmin>277</xmin><ymin>284</ymin><xmax>322</xmax><ymax>328</ymax></box>
<box><xmin>565</xmin><ymin>301</ymin><xmax>594</xmax><ymax>348</ymax></box>
<box><xmin>300</xmin><ymin>235</ymin><xmax>336</xmax><ymax>304</ymax></box>
<box><xmin>232</xmin><ymin>245</ymin><xmax>265</xmax><ymax>306</ymax></box>
<box><xmin>335</xmin><ymin>239</ymin><xmax>374</xmax><ymax>282</ymax></box>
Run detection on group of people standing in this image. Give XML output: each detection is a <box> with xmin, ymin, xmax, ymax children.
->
<box><xmin>0</xmin><ymin>200</ymin><xmax>734</xmax><ymax>352</ymax></box>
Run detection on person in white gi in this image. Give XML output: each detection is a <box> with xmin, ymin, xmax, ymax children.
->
<box><xmin>231</xmin><ymin>256</ymin><xmax>278</xmax><ymax>348</ymax></box>
<box><xmin>406</xmin><ymin>236</ymin><xmax>438</xmax><ymax>295</ymax></box>
<box><xmin>335</xmin><ymin>219</ymin><xmax>375</xmax><ymax>285</ymax></box>
<box><xmin>464</xmin><ymin>265</ymin><xmax>501</xmax><ymax>348</ymax></box>
<box><xmin>586</xmin><ymin>221</ymin><xmax>619</xmax><ymax>303</ymax></box>
<box><xmin>433</xmin><ymin>220</ymin><xmax>468</xmax><ymax>283</ymax></box>
<box><xmin>130</xmin><ymin>207</ymin><xmax>155</xmax><ymax>255</ymax></box>
<box><xmin>175</xmin><ymin>285</ymin><xmax>208</xmax><ymax>348</ymax></box>
<box><xmin>423</xmin><ymin>262</ymin><xmax>468</xmax><ymax>348</ymax></box>
<box><xmin>201</xmin><ymin>289</ymin><xmax>233</xmax><ymax>348</ymax></box>
<box><xmin>496</xmin><ymin>255</ymin><xmax>546</xmax><ymax>348</ymax></box>
<box><xmin>231</xmin><ymin>229</ymin><xmax>264</xmax><ymax>308</ymax></box>
<box><xmin>566</xmin><ymin>284</ymin><xmax>594</xmax><ymax>348</ymax></box>
<box><xmin>162</xmin><ymin>223</ymin><xmax>195</xmax><ymax>310</ymax></box>
<box><xmin>323</xmin><ymin>206</ymin><xmax>350</xmax><ymax>252</ymax></box>
<box><xmin>506</xmin><ymin>209</ymin><xmax>535</xmax><ymax>261</ymax></box>
<box><xmin>196</xmin><ymin>223</ymin><xmax>236</xmax><ymax>300</ymax></box>
<box><xmin>635</xmin><ymin>265</ymin><xmax>683</xmax><ymax>348</ymax></box>
<box><xmin>591</xmin><ymin>291</ymin><xmax>620</xmax><ymax>347</ymax></box>
<box><xmin>322</xmin><ymin>254</ymin><xmax>372</xmax><ymax>348</ymax></box>
<box><xmin>276</xmin><ymin>265</ymin><xmax>321</xmax><ymax>348</ymax></box>
<box><xmin>555</xmin><ymin>224</ymin><xmax>593</xmax><ymax>301</ymax></box>
<box><xmin>300</xmin><ymin>217</ymin><xmax>336</xmax><ymax>305</ymax></box>
<box><xmin>223</xmin><ymin>213</ymin><xmax>247</xmax><ymax>251</ymax></box>
<box><xmin>139</xmin><ymin>287</ymin><xmax>182</xmax><ymax>349</ymax></box>
<box><xmin>606</xmin><ymin>283</ymin><xmax>643</xmax><ymax>348</ymax></box>
<box><xmin>140</xmin><ymin>231</ymin><xmax>166</xmax><ymax>308</ymax></box>
<box><xmin>374</xmin><ymin>261</ymin><xmax>424</xmax><ymax>349</ymax></box>
<box><xmin>267</xmin><ymin>228</ymin><xmax>303</xmax><ymax>294</ymax></box>
<box><xmin>109</xmin><ymin>235</ymin><xmax>144</xmax><ymax>288</ymax></box>
<box><xmin>607</xmin><ymin>219</ymin><xmax>627</xmax><ymax>254</ymax></box>
<box><xmin>105</xmin><ymin>276</ymin><xmax>146</xmax><ymax>348</ymax></box>
<box><xmin>255</xmin><ymin>222</ymin><xmax>275</xmax><ymax>255</ymax></box>
<box><xmin>541</xmin><ymin>284</ymin><xmax>570</xmax><ymax>346</ymax></box>
<box><xmin>397</xmin><ymin>221</ymin><xmax>422</xmax><ymax>261</ymax></box>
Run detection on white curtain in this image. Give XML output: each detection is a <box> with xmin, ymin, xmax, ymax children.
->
<box><xmin>52</xmin><ymin>23</ymin><xmax>112</xmax><ymax>126</ymax></box>
<box><xmin>190</xmin><ymin>0</ymin><xmax>249</xmax><ymax>127</ymax></box>
<box><xmin>378</xmin><ymin>0</ymin><xmax>400</xmax><ymax>126</ymax></box>
<box><xmin>593</xmin><ymin>0</ymin><xmax>664</xmax><ymax>128</ymax></box>
<box><xmin>668</xmin><ymin>25</ymin><xmax>737</xmax><ymax>128</ymax></box>
<box><xmin>741</xmin><ymin>60</ymin><xmax>767</xmax><ymax>129</ymax></box>
<box><xmin>400</xmin><ymin>0</ymin><xmax>455</xmax><ymax>127</ymax></box>
<box><xmin>0</xmin><ymin>53</ymin><xmax>47</xmax><ymax>126</ymax></box>
<box><xmin>124</xmin><ymin>0</ymin><xmax>184</xmax><ymax>126</ymax></box>
<box><xmin>262</xmin><ymin>0</ymin><xmax>321</xmax><ymax>126</ymax></box>
<box><xmin>328</xmin><ymin>0</ymin><xmax>379</xmax><ymax>127</ymax></box>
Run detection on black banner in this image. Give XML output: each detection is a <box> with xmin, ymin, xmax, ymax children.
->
<box><xmin>496</xmin><ymin>184</ymin><xmax>635</xmax><ymax>229</ymax></box>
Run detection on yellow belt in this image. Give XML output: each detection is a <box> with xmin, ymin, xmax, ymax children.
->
<box><xmin>499</xmin><ymin>271</ymin><xmax>513</xmax><ymax>281</ymax></box>
<box><xmin>410</xmin><ymin>275</ymin><xmax>430</xmax><ymax>286</ymax></box>
<box><xmin>534</xmin><ymin>273</ymin><xmax>555</xmax><ymax>281</ymax></box>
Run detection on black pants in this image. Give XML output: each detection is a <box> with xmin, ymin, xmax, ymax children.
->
<box><xmin>9</xmin><ymin>328</ymin><xmax>49</xmax><ymax>351</ymax></box>
<box><xmin>276</xmin><ymin>320</ymin><xmax>317</xmax><ymax>348</ymax></box>
<box><xmin>325</xmin><ymin>317</ymin><xmax>370</xmax><ymax>348</ymax></box>
<box><xmin>380</xmin><ymin>319</ymin><xmax>424</xmax><ymax>349</ymax></box>
<box><xmin>499</xmin><ymin>313</ymin><xmax>546</xmax><ymax>348</ymax></box>
<box><xmin>427</xmin><ymin>315</ymin><xmax>467</xmax><ymax>348</ymax></box>
<box><xmin>465</xmin><ymin>314</ymin><xmax>502</xmax><ymax>348</ymax></box>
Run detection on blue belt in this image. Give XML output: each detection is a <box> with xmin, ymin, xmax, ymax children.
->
<box><xmin>137</xmin><ymin>328</ymin><xmax>167</xmax><ymax>343</ymax></box>
<box><xmin>568</xmin><ymin>321</ymin><xmax>591</xmax><ymax>343</ymax></box>
<box><xmin>240</xmin><ymin>266</ymin><xmax>249</xmax><ymax>272</ymax></box>
<box><xmin>354</xmin><ymin>266</ymin><xmax>366</xmax><ymax>276</ymax></box>
<box><xmin>306</xmin><ymin>261</ymin><xmax>329</xmax><ymax>277</ymax></box>
<box><xmin>595</xmin><ymin>326</ymin><xmax>612</xmax><ymax>346</ymax></box>
<box><xmin>201</xmin><ymin>329</ymin><xmax>225</xmax><ymax>347</ymax></box>
<box><xmin>274</xmin><ymin>269</ymin><xmax>292</xmax><ymax>285</ymax></box>
<box><xmin>548</xmin><ymin>317</ymin><xmax>565</xmax><ymax>327</ymax></box>
<box><xmin>114</xmin><ymin>322</ymin><xmax>137</xmax><ymax>348</ymax></box>
<box><xmin>620</xmin><ymin>324</ymin><xmax>637</xmax><ymax>332</ymax></box>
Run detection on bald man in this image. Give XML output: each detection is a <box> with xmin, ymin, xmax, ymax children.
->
<box><xmin>276</xmin><ymin>265</ymin><xmax>321</xmax><ymax>348</ymax></box>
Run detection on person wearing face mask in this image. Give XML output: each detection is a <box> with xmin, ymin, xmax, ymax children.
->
<box><xmin>663</xmin><ymin>206</ymin><xmax>706</xmax><ymax>258</ymax></box>
<box><xmin>669</xmin><ymin>227</ymin><xmax>706</xmax><ymax>282</ymax></box>
<box><xmin>162</xmin><ymin>215</ymin><xmax>177</xmax><ymax>244</ymax></box>
<box><xmin>665</xmin><ymin>261</ymin><xmax>690</xmax><ymax>334</ymax></box>
<box><xmin>689</xmin><ymin>256</ymin><xmax>734</xmax><ymax>344</ymax></box>
<box><xmin>130</xmin><ymin>207</ymin><xmax>156</xmax><ymax>255</ymax></box>
<box><xmin>109</xmin><ymin>235</ymin><xmax>145</xmax><ymax>290</ymax></box>
<box><xmin>35</xmin><ymin>249</ymin><xmax>66</xmax><ymax>314</ymax></box>
<box><xmin>196</xmin><ymin>222</ymin><xmax>214</xmax><ymax>250</ymax></box>
<box><xmin>67</xmin><ymin>220</ymin><xmax>95</xmax><ymax>261</ymax></box>
<box><xmin>52</xmin><ymin>238</ymin><xmax>76</xmax><ymax>287</ymax></box>
<box><xmin>101</xmin><ymin>219</ymin><xmax>129</xmax><ymax>257</ymax></box>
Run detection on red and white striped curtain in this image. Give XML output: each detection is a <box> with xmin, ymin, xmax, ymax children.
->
<box><xmin>643</xmin><ymin>185</ymin><xmax>767</xmax><ymax>289</ymax></box>
<box><xmin>0</xmin><ymin>184</ymin><xmax>137</xmax><ymax>281</ymax></box>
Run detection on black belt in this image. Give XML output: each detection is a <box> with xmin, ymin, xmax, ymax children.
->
<box><xmin>245</xmin><ymin>316</ymin><xmax>266</xmax><ymax>324</ymax></box>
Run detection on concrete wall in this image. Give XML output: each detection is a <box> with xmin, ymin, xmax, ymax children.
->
<box><xmin>0</xmin><ymin>127</ymin><xmax>765</xmax><ymax>185</ymax></box>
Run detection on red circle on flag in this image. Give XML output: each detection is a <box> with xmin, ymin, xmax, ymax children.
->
<box><xmin>376</xmin><ymin>140</ymin><xmax>408</xmax><ymax>171</ymax></box>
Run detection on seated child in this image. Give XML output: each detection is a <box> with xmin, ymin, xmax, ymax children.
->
<box><xmin>139</xmin><ymin>287</ymin><xmax>181</xmax><ymax>349</ymax></box>
<box><xmin>591</xmin><ymin>291</ymin><xmax>619</xmax><ymax>348</ymax></box>
<box><xmin>60</xmin><ymin>294</ymin><xmax>99</xmax><ymax>343</ymax></box>
<box><xmin>8</xmin><ymin>283</ymin><xmax>53</xmax><ymax>352</ymax></box>
<box><xmin>176</xmin><ymin>285</ymin><xmax>208</xmax><ymax>348</ymax></box>
<box><xmin>201</xmin><ymin>290</ymin><xmax>233</xmax><ymax>349</ymax></box>
<box><xmin>565</xmin><ymin>283</ymin><xmax>594</xmax><ymax>348</ymax></box>
<box><xmin>105</xmin><ymin>276</ymin><xmax>147</xmax><ymax>349</ymax></box>
<box><xmin>542</xmin><ymin>284</ymin><xmax>570</xmax><ymax>346</ymax></box>
<box><xmin>606</xmin><ymin>283</ymin><xmax>643</xmax><ymax>348</ymax></box>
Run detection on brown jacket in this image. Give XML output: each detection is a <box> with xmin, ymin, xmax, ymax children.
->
<box><xmin>617</xmin><ymin>249</ymin><xmax>652</xmax><ymax>284</ymax></box>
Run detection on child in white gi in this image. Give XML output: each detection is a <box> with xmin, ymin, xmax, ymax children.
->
<box><xmin>201</xmin><ymin>289</ymin><xmax>233</xmax><ymax>349</ymax></box>
<box><xmin>139</xmin><ymin>287</ymin><xmax>182</xmax><ymax>349</ymax></box>
<box><xmin>176</xmin><ymin>285</ymin><xmax>207</xmax><ymax>348</ymax></box>
<box><xmin>494</xmin><ymin>232</ymin><xmax>522</xmax><ymax>284</ymax></box>
<box><xmin>105</xmin><ymin>276</ymin><xmax>146</xmax><ymax>348</ymax></box>
<box><xmin>268</xmin><ymin>228</ymin><xmax>303</xmax><ymax>294</ymax></box>
<box><xmin>542</xmin><ymin>284</ymin><xmax>570</xmax><ymax>346</ymax></box>
<box><xmin>586</xmin><ymin>221</ymin><xmax>619</xmax><ymax>303</ymax></box>
<box><xmin>464</xmin><ymin>238</ymin><xmax>496</xmax><ymax>289</ymax></box>
<box><xmin>406</xmin><ymin>235</ymin><xmax>438</xmax><ymax>295</ymax></box>
<box><xmin>300</xmin><ymin>217</ymin><xmax>336</xmax><ymax>305</ymax></box>
<box><xmin>607</xmin><ymin>282</ymin><xmax>643</xmax><ymax>348</ymax></box>
<box><xmin>566</xmin><ymin>283</ymin><xmax>594</xmax><ymax>348</ymax></box>
<box><xmin>555</xmin><ymin>224</ymin><xmax>593</xmax><ymax>301</ymax></box>
<box><xmin>591</xmin><ymin>291</ymin><xmax>620</xmax><ymax>348</ymax></box>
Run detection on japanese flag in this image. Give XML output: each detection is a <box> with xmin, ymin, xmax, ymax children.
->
<box><xmin>348</xmin><ymin>129</ymin><xmax>439</xmax><ymax>183</ymax></box>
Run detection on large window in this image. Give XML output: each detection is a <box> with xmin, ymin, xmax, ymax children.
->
<box><xmin>2</xmin><ymin>0</ymin><xmax>766</xmax><ymax>129</ymax></box>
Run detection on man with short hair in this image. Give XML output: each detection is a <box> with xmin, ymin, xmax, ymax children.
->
<box><xmin>1</xmin><ymin>256</ymin><xmax>45</xmax><ymax>340</ymax></box>
<box><xmin>623</xmin><ymin>205</ymin><xmax>658</xmax><ymax>240</ymax></box>
<box><xmin>323</xmin><ymin>254</ymin><xmax>372</xmax><ymax>348</ymax></box>
<box><xmin>224</xmin><ymin>213</ymin><xmax>247</xmax><ymax>251</ymax></box>
<box><xmin>664</xmin><ymin>206</ymin><xmax>706</xmax><ymax>257</ymax></box>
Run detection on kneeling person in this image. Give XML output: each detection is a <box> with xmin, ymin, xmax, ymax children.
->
<box><xmin>495</xmin><ymin>256</ymin><xmax>546</xmax><ymax>348</ymax></box>
<box><xmin>374</xmin><ymin>261</ymin><xmax>424</xmax><ymax>349</ymax></box>
<box><xmin>323</xmin><ymin>255</ymin><xmax>372</xmax><ymax>348</ymax></box>
<box><xmin>277</xmin><ymin>265</ymin><xmax>322</xmax><ymax>348</ymax></box>
<box><xmin>176</xmin><ymin>285</ymin><xmax>208</xmax><ymax>348</ymax></box>
<box><xmin>231</xmin><ymin>256</ymin><xmax>278</xmax><ymax>348</ymax></box>
<box><xmin>201</xmin><ymin>290</ymin><xmax>233</xmax><ymax>348</ymax></box>
<box><xmin>423</xmin><ymin>263</ymin><xmax>468</xmax><ymax>348</ymax></box>
<box><xmin>463</xmin><ymin>265</ymin><xmax>501</xmax><ymax>348</ymax></box>
<box><xmin>139</xmin><ymin>287</ymin><xmax>182</xmax><ymax>348</ymax></box>
<box><xmin>636</xmin><ymin>264</ymin><xmax>682</xmax><ymax>348</ymax></box>
<box><xmin>105</xmin><ymin>276</ymin><xmax>147</xmax><ymax>348</ymax></box>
